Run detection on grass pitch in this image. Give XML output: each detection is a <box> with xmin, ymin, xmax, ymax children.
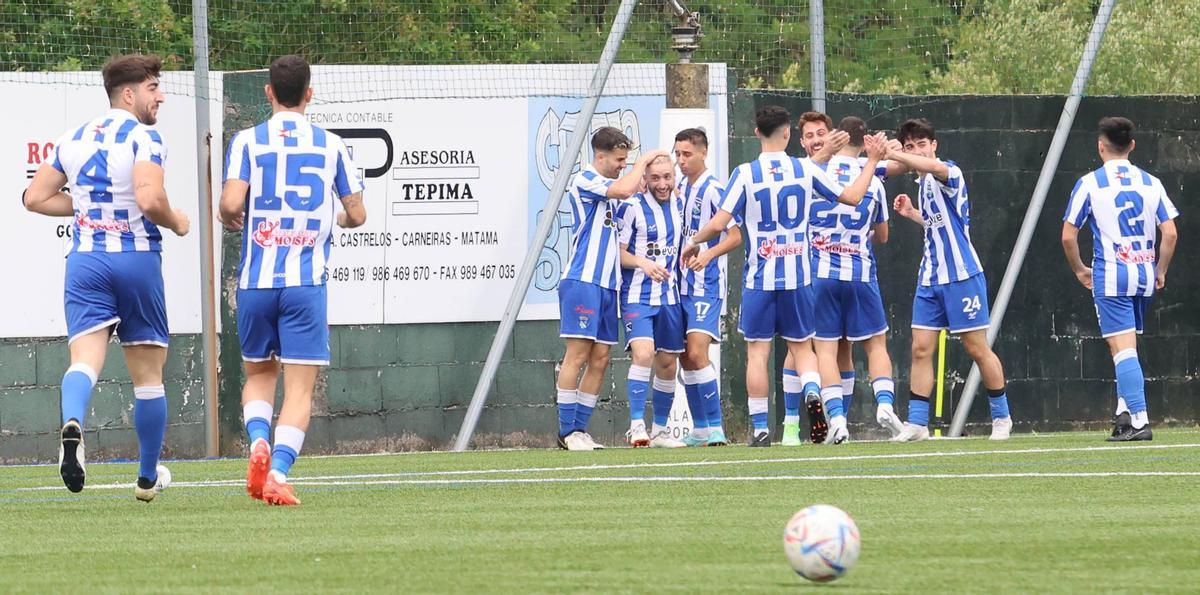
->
<box><xmin>2</xmin><ymin>430</ymin><xmax>1199</xmax><ymax>593</ymax></box>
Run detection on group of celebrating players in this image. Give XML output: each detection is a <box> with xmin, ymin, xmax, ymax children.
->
<box><xmin>553</xmin><ymin>105</ymin><xmax>1179</xmax><ymax>451</ymax></box>
<box><xmin>20</xmin><ymin>50</ymin><xmax>1179</xmax><ymax>504</ymax></box>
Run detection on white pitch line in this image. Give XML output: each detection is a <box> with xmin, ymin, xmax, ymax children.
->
<box><xmin>12</xmin><ymin>441</ymin><xmax>1200</xmax><ymax>492</ymax></box>
<box><xmin>14</xmin><ymin>471</ymin><xmax>1200</xmax><ymax>492</ymax></box>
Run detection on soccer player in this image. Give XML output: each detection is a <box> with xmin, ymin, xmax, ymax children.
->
<box><xmin>681</xmin><ymin>106</ymin><xmax>885</xmax><ymax>447</ymax></box>
<box><xmin>887</xmin><ymin>118</ymin><xmax>1012</xmax><ymax>442</ymax></box>
<box><xmin>219</xmin><ymin>56</ymin><xmax>366</xmax><ymax>505</ymax></box>
<box><xmin>675</xmin><ymin>127</ymin><xmax>741</xmax><ymax>447</ymax></box>
<box><xmin>1062</xmin><ymin>117</ymin><xmax>1178</xmax><ymax>442</ymax></box>
<box><xmin>556</xmin><ymin>128</ymin><xmax>668</xmax><ymax>451</ymax></box>
<box><xmin>23</xmin><ymin>54</ymin><xmax>189</xmax><ymax>501</ymax></box>
<box><xmin>617</xmin><ymin>155</ymin><xmax>687</xmax><ymax>448</ymax></box>
<box><xmin>808</xmin><ymin>117</ymin><xmax>904</xmax><ymax>438</ymax></box>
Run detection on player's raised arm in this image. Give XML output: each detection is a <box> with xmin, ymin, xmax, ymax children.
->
<box><xmin>23</xmin><ymin>163</ymin><xmax>73</xmax><ymax>217</ymax></box>
<box><xmin>607</xmin><ymin>149</ymin><xmax>669</xmax><ymax>200</ymax></box>
<box><xmin>817</xmin><ymin>132</ymin><xmax>887</xmax><ymax>207</ymax></box>
<box><xmin>808</xmin><ymin>129</ymin><xmax>849</xmax><ymax>165</ymax></box>
<box><xmin>884</xmin><ymin>148</ymin><xmax>951</xmax><ymax>182</ymax></box>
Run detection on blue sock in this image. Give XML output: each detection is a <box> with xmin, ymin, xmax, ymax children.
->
<box><xmin>1115</xmin><ymin>354</ymin><xmax>1147</xmax><ymax>414</ymax></box>
<box><xmin>627</xmin><ymin>364</ymin><xmax>651</xmax><ymax>426</ymax></box>
<box><xmin>987</xmin><ymin>386</ymin><xmax>1011</xmax><ymax>420</ymax></box>
<box><xmin>243</xmin><ymin>400</ymin><xmax>273</xmax><ymax>445</ymax></box>
<box><xmin>908</xmin><ymin>393</ymin><xmax>930</xmax><ymax>427</ymax></box>
<box><xmin>782</xmin><ymin>369</ymin><xmax>801</xmax><ymax>421</ymax></box>
<box><xmin>749</xmin><ymin>397</ymin><xmax>769</xmax><ymax>432</ymax></box>
<box><xmin>873</xmin><ymin>377</ymin><xmax>896</xmax><ymax>406</ymax></box>
<box><xmin>272</xmin><ymin>445</ymin><xmax>297</xmax><ymax>476</ymax></box>
<box><xmin>133</xmin><ymin>386</ymin><xmax>167</xmax><ymax>481</ymax></box>
<box><xmin>700</xmin><ymin>379</ymin><xmax>723</xmax><ymax>430</ymax></box>
<box><xmin>557</xmin><ymin>389</ymin><xmax>577</xmax><ymax>436</ymax></box>
<box><xmin>682</xmin><ymin>379</ymin><xmax>708</xmax><ymax>430</ymax></box>
<box><xmin>60</xmin><ymin>365</ymin><xmax>97</xmax><ymax>425</ymax></box>
<box><xmin>840</xmin><ymin>371</ymin><xmax>855</xmax><ymax>417</ymax></box>
<box><xmin>652</xmin><ymin>377</ymin><xmax>675</xmax><ymax>427</ymax></box>
<box><xmin>575</xmin><ymin>392</ymin><xmax>598</xmax><ymax>432</ymax></box>
<box><xmin>271</xmin><ymin>425</ymin><xmax>305</xmax><ymax>477</ymax></box>
<box><xmin>822</xmin><ymin>386</ymin><xmax>844</xmax><ymax>419</ymax></box>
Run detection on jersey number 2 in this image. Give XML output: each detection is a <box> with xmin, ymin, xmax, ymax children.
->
<box><xmin>1115</xmin><ymin>191</ymin><xmax>1145</xmax><ymax>238</ymax></box>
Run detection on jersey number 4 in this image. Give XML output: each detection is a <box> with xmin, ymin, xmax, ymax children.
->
<box><xmin>77</xmin><ymin>150</ymin><xmax>113</xmax><ymax>203</ymax></box>
<box><xmin>254</xmin><ymin>153</ymin><xmax>327</xmax><ymax>212</ymax></box>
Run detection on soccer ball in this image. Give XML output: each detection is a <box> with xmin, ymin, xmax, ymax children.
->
<box><xmin>782</xmin><ymin>504</ymin><xmax>861</xmax><ymax>582</ymax></box>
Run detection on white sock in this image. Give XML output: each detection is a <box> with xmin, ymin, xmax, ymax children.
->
<box><xmin>1116</xmin><ymin>396</ymin><xmax>1129</xmax><ymax>416</ymax></box>
<box><xmin>1130</xmin><ymin>411</ymin><xmax>1149</xmax><ymax>429</ymax></box>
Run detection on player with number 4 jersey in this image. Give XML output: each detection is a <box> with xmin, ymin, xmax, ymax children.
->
<box><xmin>1062</xmin><ymin>117</ymin><xmax>1179</xmax><ymax>442</ymax></box>
<box><xmin>887</xmin><ymin>118</ymin><xmax>1011</xmax><ymax>442</ymax></box>
<box><xmin>220</xmin><ymin>56</ymin><xmax>367</xmax><ymax>506</ymax></box>
<box><xmin>24</xmin><ymin>54</ymin><xmax>188</xmax><ymax>501</ymax></box>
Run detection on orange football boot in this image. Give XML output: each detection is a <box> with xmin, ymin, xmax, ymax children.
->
<box><xmin>245</xmin><ymin>439</ymin><xmax>271</xmax><ymax>500</ymax></box>
<box><xmin>262</xmin><ymin>475</ymin><xmax>301</xmax><ymax>506</ymax></box>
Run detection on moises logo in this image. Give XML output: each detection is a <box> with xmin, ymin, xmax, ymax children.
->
<box><xmin>811</xmin><ymin>234</ymin><xmax>860</xmax><ymax>255</ymax></box>
<box><xmin>1115</xmin><ymin>244</ymin><xmax>1155</xmax><ymax>264</ymax></box>
<box><xmin>252</xmin><ymin>220</ymin><xmax>319</xmax><ymax>248</ymax></box>
<box><xmin>75</xmin><ymin>212</ymin><xmax>130</xmax><ymax>233</ymax></box>
<box><xmin>757</xmin><ymin>239</ymin><xmax>805</xmax><ymax>259</ymax></box>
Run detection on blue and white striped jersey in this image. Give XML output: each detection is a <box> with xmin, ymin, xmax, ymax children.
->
<box><xmin>562</xmin><ymin>165</ymin><xmax>620</xmax><ymax>290</ymax></box>
<box><xmin>720</xmin><ymin>152</ymin><xmax>845</xmax><ymax>290</ymax></box>
<box><xmin>914</xmin><ymin>161</ymin><xmax>982</xmax><ymax>286</ymax></box>
<box><xmin>618</xmin><ymin>192</ymin><xmax>683</xmax><ymax>306</ymax></box>
<box><xmin>677</xmin><ymin>169</ymin><xmax>728</xmax><ymax>298</ymax></box>
<box><xmin>1063</xmin><ymin>159</ymin><xmax>1179</xmax><ymax>297</ymax></box>
<box><xmin>225</xmin><ymin>112</ymin><xmax>364</xmax><ymax>289</ymax></box>
<box><xmin>810</xmin><ymin>155</ymin><xmax>889</xmax><ymax>282</ymax></box>
<box><xmin>50</xmin><ymin>109</ymin><xmax>167</xmax><ymax>253</ymax></box>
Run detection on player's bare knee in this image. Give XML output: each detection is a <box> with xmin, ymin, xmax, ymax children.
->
<box><xmin>588</xmin><ymin>346</ymin><xmax>612</xmax><ymax>371</ymax></box>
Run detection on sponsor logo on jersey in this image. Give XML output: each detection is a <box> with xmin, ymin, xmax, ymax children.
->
<box><xmin>252</xmin><ymin>220</ymin><xmax>319</xmax><ymax>248</ymax></box>
<box><xmin>75</xmin><ymin>212</ymin><xmax>130</xmax><ymax>233</ymax></box>
<box><xmin>757</xmin><ymin>238</ymin><xmax>805</xmax><ymax>259</ymax></box>
<box><xmin>1115</xmin><ymin>244</ymin><xmax>1155</xmax><ymax>264</ymax></box>
<box><xmin>811</xmin><ymin>234</ymin><xmax>861</xmax><ymax>255</ymax></box>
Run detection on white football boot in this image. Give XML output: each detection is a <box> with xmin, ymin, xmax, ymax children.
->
<box><xmin>650</xmin><ymin>429</ymin><xmax>686</xmax><ymax>448</ymax></box>
<box><xmin>875</xmin><ymin>403</ymin><xmax>905</xmax><ymax>438</ymax></box>
<box><xmin>134</xmin><ymin>465</ymin><xmax>172</xmax><ymax>502</ymax></box>
<box><xmin>625</xmin><ymin>424</ymin><xmax>651</xmax><ymax>448</ymax></box>
<box><xmin>989</xmin><ymin>417</ymin><xmax>1013</xmax><ymax>441</ymax></box>
<box><xmin>890</xmin><ymin>423</ymin><xmax>930</xmax><ymax>443</ymax></box>
<box><xmin>563</xmin><ymin>432</ymin><xmax>594</xmax><ymax>451</ymax></box>
<box><xmin>579</xmin><ymin>432</ymin><xmax>604</xmax><ymax>450</ymax></box>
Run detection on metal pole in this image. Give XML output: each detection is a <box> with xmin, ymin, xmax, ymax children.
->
<box><xmin>809</xmin><ymin>0</ymin><xmax>826</xmax><ymax>113</ymax></box>
<box><xmin>948</xmin><ymin>0</ymin><xmax>1117</xmax><ymax>437</ymax></box>
<box><xmin>191</xmin><ymin>0</ymin><xmax>220</xmax><ymax>457</ymax></box>
<box><xmin>452</xmin><ymin>0</ymin><xmax>640</xmax><ymax>451</ymax></box>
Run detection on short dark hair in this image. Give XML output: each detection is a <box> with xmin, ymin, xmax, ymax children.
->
<box><xmin>897</xmin><ymin>118</ymin><xmax>936</xmax><ymax>144</ymax></box>
<box><xmin>838</xmin><ymin>116</ymin><xmax>867</xmax><ymax>147</ymax></box>
<box><xmin>591</xmin><ymin>126</ymin><xmax>631</xmax><ymax>153</ymax></box>
<box><xmin>1099</xmin><ymin>116</ymin><xmax>1134</xmax><ymax>152</ymax></box>
<box><xmin>756</xmin><ymin>105</ymin><xmax>791</xmax><ymax>138</ymax></box>
<box><xmin>798</xmin><ymin>111</ymin><xmax>833</xmax><ymax>132</ymax></box>
<box><xmin>102</xmin><ymin>54</ymin><xmax>162</xmax><ymax>100</ymax></box>
<box><xmin>674</xmin><ymin>127</ymin><xmax>708</xmax><ymax>148</ymax></box>
<box><xmin>270</xmin><ymin>55</ymin><xmax>311</xmax><ymax>108</ymax></box>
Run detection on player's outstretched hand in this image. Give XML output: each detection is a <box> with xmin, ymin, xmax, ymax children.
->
<box><xmin>171</xmin><ymin>209</ymin><xmax>191</xmax><ymax>236</ymax></box>
<box><xmin>885</xmin><ymin>138</ymin><xmax>903</xmax><ymax>156</ymax></box>
<box><xmin>825</xmin><ymin>130</ymin><xmax>850</xmax><ymax>154</ymax></box>
<box><xmin>864</xmin><ymin>132</ymin><xmax>888</xmax><ymax>161</ymax></box>
<box><xmin>893</xmin><ymin>194</ymin><xmax>916</xmax><ymax>217</ymax></box>
<box><xmin>1075</xmin><ymin>266</ymin><xmax>1094</xmax><ymax>290</ymax></box>
<box><xmin>639</xmin><ymin>257</ymin><xmax>670</xmax><ymax>283</ymax></box>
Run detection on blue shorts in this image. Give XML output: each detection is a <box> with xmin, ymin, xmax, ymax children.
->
<box><xmin>558</xmin><ymin>279</ymin><xmax>619</xmax><ymax>345</ymax></box>
<box><xmin>622</xmin><ymin>303</ymin><xmax>685</xmax><ymax>352</ymax></box>
<box><xmin>813</xmin><ymin>278</ymin><xmax>889</xmax><ymax>342</ymax></box>
<box><xmin>237</xmin><ymin>285</ymin><xmax>330</xmax><ymax>365</ymax></box>
<box><xmin>681</xmin><ymin>294</ymin><xmax>722</xmax><ymax>342</ymax></box>
<box><xmin>1095</xmin><ymin>295</ymin><xmax>1150</xmax><ymax>338</ymax></box>
<box><xmin>64</xmin><ymin>251</ymin><xmax>168</xmax><ymax>346</ymax></box>
<box><xmin>912</xmin><ymin>273</ymin><xmax>990</xmax><ymax>334</ymax></box>
<box><xmin>739</xmin><ymin>286</ymin><xmax>816</xmax><ymax>342</ymax></box>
